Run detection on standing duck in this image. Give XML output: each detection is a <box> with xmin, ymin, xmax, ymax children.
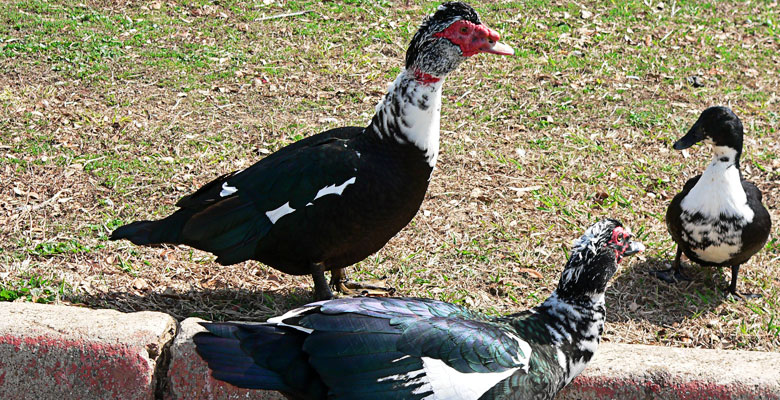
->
<box><xmin>654</xmin><ymin>106</ymin><xmax>771</xmax><ymax>299</ymax></box>
<box><xmin>193</xmin><ymin>219</ymin><xmax>644</xmax><ymax>400</ymax></box>
<box><xmin>110</xmin><ymin>2</ymin><xmax>514</xmax><ymax>299</ymax></box>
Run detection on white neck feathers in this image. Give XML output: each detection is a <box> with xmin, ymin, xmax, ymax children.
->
<box><xmin>372</xmin><ymin>69</ymin><xmax>444</xmax><ymax>167</ymax></box>
<box><xmin>681</xmin><ymin>146</ymin><xmax>753</xmax><ymax>221</ymax></box>
<box><xmin>540</xmin><ymin>292</ymin><xmax>604</xmax><ymax>384</ymax></box>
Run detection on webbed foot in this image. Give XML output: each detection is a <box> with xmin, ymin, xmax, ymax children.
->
<box><xmin>650</xmin><ymin>267</ymin><xmax>691</xmax><ymax>284</ymax></box>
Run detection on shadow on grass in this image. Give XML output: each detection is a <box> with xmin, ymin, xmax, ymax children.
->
<box><xmin>606</xmin><ymin>256</ymin><xmax>732</xmax><ymax>327</ymax></box>
<box><xmin>69</xmin><ymin>286</ymin><xmax>315</xmax><ymax>322</ymax></box>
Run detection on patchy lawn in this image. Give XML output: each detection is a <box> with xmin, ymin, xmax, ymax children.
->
<box><xmin>1</xmin><ymin>0</ymin><xmax>778</xmax><ymax>351</ymax></box>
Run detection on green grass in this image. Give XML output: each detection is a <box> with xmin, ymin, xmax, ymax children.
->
<box><xmin>0</xmin><ymin>0</ymin><xmax>779</xmax><ymax>350</ymax></box>
<box><xmin>29</xmin><ymin>240</ymin><xmax>102</xmax><ymax>257</ymax></box>
<box><xmin>0</xmin><ymin>275</ymin><xmax>71</xmax><ymax>303</ymax></box>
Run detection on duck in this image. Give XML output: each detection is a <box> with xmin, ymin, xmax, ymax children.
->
<box><xmin>110</xmin><ymin>2</ymin><xmax>514</xmax><ymax>300</ymax></box>
<box><xmin>654</xmin><ymin>106</ymin><xmax>771</xmax><ymax>299</ymax></box>
<box><xmin>193</xmin><ymin>219</ymin><xmax>644</xmax><ymax>400</ymax></box>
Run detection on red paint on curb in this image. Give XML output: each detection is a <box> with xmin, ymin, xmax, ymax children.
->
<box><xmin>566</xmin><ymin>375</ymin><xmax>778</xmax><ymax>400</ymax></box>
<box><xmin>167</xmin><ymin>339</ymin><xmax>275</xmax><ymax>399</ymax></box>
<box><xmin>167</xmin><ymin>318</ymin><xmax>286</xmax><ymax>400</ymax></box>
<box><xmin>0</xmin><ymin>334</ymin><xmax>155</xmax><ymax>400</ymax></box>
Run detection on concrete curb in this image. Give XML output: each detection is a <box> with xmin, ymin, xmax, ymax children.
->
<box><xmin>0</xmin><ymin>302</ymin><xmax>176</xmax><ymax>400</ymax></box>
<box><xmin>166</xmin><ymin>317</ymin><xmax>284</xmax><ymax>400</ymax></box>
<box><xmin>1</xmin><ymin>304</ymin><xmax>778</xmax><ymax>399</ymax></box>
<box><xmin>558</xmin><ymin>343</ymin><xmax>780</xmax><ymax>400</ymax></box>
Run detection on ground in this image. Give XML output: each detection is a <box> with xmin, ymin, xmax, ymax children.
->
<box><xmin>1</xmin><ymin>0</ymin><xmax>778</xmax><ymax>351</ymax></box>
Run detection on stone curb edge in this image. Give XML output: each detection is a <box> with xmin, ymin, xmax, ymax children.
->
<box><xmin>1</xmin><ymin>303</ymin><xmax>778</xmax><ymax>399</ymax></box>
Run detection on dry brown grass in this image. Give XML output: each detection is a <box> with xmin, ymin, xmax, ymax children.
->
<box><xmin>1</xmin><ymin>0</ymin><xmax>779</xmax><ymax>351</ymax></box>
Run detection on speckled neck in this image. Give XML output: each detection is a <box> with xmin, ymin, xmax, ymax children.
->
<box><xmin>368</xmin><ymin>69</ymin><xmax>444</xmax><ymax>167</ymax></box>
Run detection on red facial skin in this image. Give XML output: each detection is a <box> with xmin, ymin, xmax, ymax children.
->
<box><xmin>433</xmin><ymin>20</ymin><xmax>502</xmax><ymax>57</ymax></box>
<box><xmin>609</xmin><ymin>226</ymin><xmax>631</xmax><ymax>262</ymax></box>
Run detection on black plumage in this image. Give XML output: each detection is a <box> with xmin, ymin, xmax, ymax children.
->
<box><xmin>110</xmin><ymin>2</ymin><xmax>514</xmax><ymax>299</ymax></box>
<box><xmin>193</xmin><ymin>219</ymin><xmax>644</xmax><ymax>400</ymax></box>
<box><xmin>656</xmin><ymin>106</ymin><xmax>772</xmax><ymax>299</ymax></box>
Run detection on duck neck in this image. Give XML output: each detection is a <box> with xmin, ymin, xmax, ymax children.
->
<box><xmin>697</xmin><ymin>145</ymin><xmax>745</xmax><ymax>195</ymax></box>
<box><xmin>709</xmin><ymin>145</ymin><xmax>742</xmax><ymax>174</ymax></box>
<box><xmin>683</xmin><ymin>145</ymin><xmax>750</xmax><ymax>218</ymax></box>
<box><xmin>367</xmin><ymin>68</ymin><xmax>444</xmax><ymax>167</ymax></box>
<box><xmin>535</xmin><ymin>291</ymin><xmax>605</xmax><ymax>384</ymax></box>
<box><xmin>538</xmin><ymin>291</ymin><xmax>606</xmax><ymax>339</ymax></box>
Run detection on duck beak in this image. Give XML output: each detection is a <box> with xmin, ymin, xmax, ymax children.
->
<box><xmin>480</xmin><ymin>39</ymin><xmax>515</xmax><ymax>56</ymax></box>
<box><xmin>673</xmin><ymin>120</ymin><xmax>705</xmax><ymax>150</ymax></box>
<box><xmin>475</xmin><ymin>25</ymin><xmax>514</xmax><ymax>56</ymax></box>
<box><xmin>623</xmin><ymin>240</ymin><xmax>645</xmax><ymax>257</ymax></box>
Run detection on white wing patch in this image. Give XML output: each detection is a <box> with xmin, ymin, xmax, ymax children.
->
<box><xmin>377</xmin><ymin>357</ymin><xmax>520</xmax><ymax>400</ymax></box>
<box><xmin>265</xmin><ymin>202</ymin><xmax>296</xmax><ymax>224</ymax></box>
<box><xmin>313</xmin><ymin>177</ymin><xmax>356</xmax><ymax>201</ymax></box>
<box><xmin>377</xmin><ymin>331</ymin><xmax>529</xmax><ymax>400</ymax></box>
<box><xmin>267</xmin><ymin>304</ymin><xmax>324</xmax><ymax>334</ymax></box>
<box><xmin>264</xmin><ymin>177</ymin><xmax>356</xmax><ymax>224</ymax></box>
<box><xmin>377</xmin><ymin>367</ymin><xmax>430</xmax><ymax>394</ymax></box>
<box><xmin>420</xmin><ymin>357</ymin><xmax>520</xmax><ymax>400</ymax></box>
<box><xmin>505</xmin><ymin>331</ymin><xmax>533</xmax><ymax>372</ymax></box>
<box><xmin>219</xmin><ymin>182</ymin><xmax>238</xmax><ymax>197</ymax></box>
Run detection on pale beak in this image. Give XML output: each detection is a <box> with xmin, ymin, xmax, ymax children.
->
<box><xmin>477</xmin><ymin>26</ymin><xmax>514</xmax><ymax>56</ymax></box>
<box><xmin>623</xmin><ymin>241</ymin><xmax>645</xmax><ymax>257</ymax></box>
<box><xmin>481</xmin><ymin>40</ymin><xmax>514</xmax><ymax>55</ymax></box>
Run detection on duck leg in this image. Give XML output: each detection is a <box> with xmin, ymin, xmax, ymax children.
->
<box><xmin>652</xmin><ymin>247</ymin><xmax>692</xmax><ymax>283</ymax></box>
<box><xmin>311</xmin><ymin>267</ymin><xmax>335</xmax><ymax>300</ymax></box>
<box><xmin>330</xmin><ymin>268</ymin><xmax>395</xmax><ymax>297</ymax></box>
<box><xmin>726</xmin><ymin>265</ymin><xmax>761</xmax><ymax>300</ymax></box>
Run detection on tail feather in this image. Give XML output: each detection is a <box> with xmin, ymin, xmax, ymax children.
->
<box><xmin>111</xmin><ymin>199</ymin><xmax>268</xmax><ymax>265</ymax></box>
<box><xmin>194</xmin><ymin>333</ymin><xmax>288</xmax><ymax>389</ymax></box>
<box><xmin>110</xmin><ymin>211</ymin><xmax>193</xmax><ymax>245</ymax></box>
<box><xmin>194</xmin><ymin>322</ymin><xmax>326</xmax><ymax>399</ymax></box>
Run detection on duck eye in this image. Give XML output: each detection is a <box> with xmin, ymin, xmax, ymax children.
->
<box><xmin>460</xmin><ymin>26</ymin><xmax>468</xmax><ymax>34</ymax></box>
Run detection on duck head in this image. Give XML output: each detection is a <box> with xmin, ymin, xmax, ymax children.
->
<box><xmin>556</xmin><ymin>219</ymin><xmax>644</xmax><ymax>300</ymax></box>
<box><xmin>405</xmin><ymin>2</ymin><xmax>514</xmax><ymax>82</ymax></box>
<box><xmin>673</xmin><ymin>106</ymin><xmax>744</xmax><ymax>165</ymax></box>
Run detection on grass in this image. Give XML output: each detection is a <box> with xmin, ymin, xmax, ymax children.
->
<box><xmin>0</xmin><ymin>275</ymin><xmax>71</xmax><ymax>303</ymax></box>
<box><xmin>0</xmin><ymin>0</ymin><xmax>779</xmax><ymax>351</ymax></box>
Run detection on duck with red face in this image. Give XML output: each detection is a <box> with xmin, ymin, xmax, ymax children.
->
<box><xmin>110</xmin><ymin>3</ymin><xmax>514</xmax><ymax>300</ymax></box>
<box><xmin>193</xmin><ymin>220</ymin><xmax>644</xmax><ymax>400</ymax></box>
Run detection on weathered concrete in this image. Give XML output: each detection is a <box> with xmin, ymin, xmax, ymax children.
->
<box><xmin>558</xmin><ymin>342</ymin><xmax>780</xmax><ymax>400</ymax></box>
<box><xmin>0</xmin><ymin>302</ymin><xmax>177</xmax><ymax>400</ymax></box>
<box><xmin>166</xmin><ymin>317</ymin><xmax>285</xmax><ymax>400</ymax></box>
<box><xmin>2</xmin><ymin>302</ymin><xmax>779</xmax><ymax>399</ymax></box>
<box><xmin>172</xmin><ymin>320</ymin><xmax>779</xmax><ymax>400</ymax></box>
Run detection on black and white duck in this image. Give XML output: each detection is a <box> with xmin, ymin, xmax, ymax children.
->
<box><xmin>654</xmin><ymin>106</ymin><xmax>772</xmax><ymax>299</ymax></box>
<box><xmin>110</xmin><ymin>2</ymin><xmax>514</xmax><ymax>300</ymax></box>
<box><xmin>193</xmin><ymin>219</ymin><xmax>644</xmax><ymax>400</ymax></box>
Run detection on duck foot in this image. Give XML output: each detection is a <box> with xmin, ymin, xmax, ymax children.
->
<box><xmin>725</xmin><ymin>265</ymin><xmax>760</xmax><ymax>301</ymax></box>
<box><xmin>725</xmin><ymin>289</ymin><xmax>761</xmax><ymax>301</ymax></box>
<box><xmin>335</xmin><ymin>280</ymin><xmax>396</xmax><ymax>297</ymax></box>
<box><xmin>650</xmin><ymin>267</ymin><xmax>691</xmax><ymax>284</ymax></box>
<box><xmin>330</xmin><ymin>268</ymin><xmax>395</xmax><ymax>297</ymax></box>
